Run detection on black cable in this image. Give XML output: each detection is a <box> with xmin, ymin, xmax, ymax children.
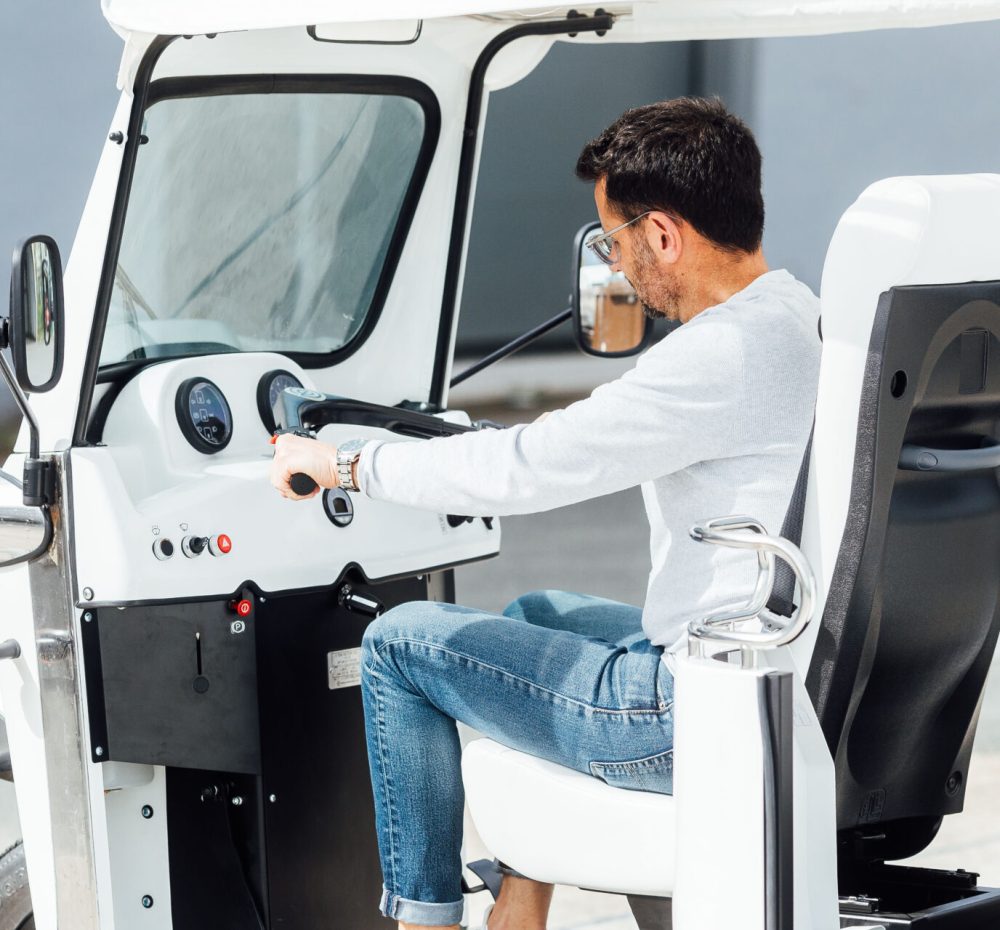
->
<box><xmin>215</xmin><ymin>787</ymin><xmax>267</xmax><ymax>930</ymax></box>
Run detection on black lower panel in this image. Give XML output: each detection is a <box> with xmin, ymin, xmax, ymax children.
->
<box><xmin>81</xmin><ymin>598</ymin><xmax>261</xmax><ymax>772</ymax></box>
<box><xmin>167</xmin><ymin>768</ymin><xmax>267</xmax><ymax>930</ymax></box>
<box><xmin>256</xmin><ymin>572</ymin><xmax>427</xmax><ymax>930</ymax></box>
<box><xmin>163</xmin><ymin>570</ymin><xmax>432</xmax><ymax>930</ymax></box>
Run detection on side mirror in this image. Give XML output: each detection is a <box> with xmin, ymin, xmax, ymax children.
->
<box><xmin>6</xmin><ymin>236</ymin><xmax>65</xmax><ymax>393</ymax></box>
<box><xmin>571</xmin><ymin>221</ymin><xmax>653</xmax><ymax>358</ymax></box>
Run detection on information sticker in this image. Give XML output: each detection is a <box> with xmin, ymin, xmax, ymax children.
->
<box><xmin>327</xmin><ymin>647</ymin><xmax>363</xmax><ymax>690</ymax></box>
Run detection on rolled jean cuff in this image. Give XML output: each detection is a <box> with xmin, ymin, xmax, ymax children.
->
<box><xmin>379</xmin><ymin>886</ymin><xmax>465</xmax><ymax>926</ymax></box>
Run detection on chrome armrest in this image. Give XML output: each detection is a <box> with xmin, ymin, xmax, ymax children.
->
<box><xmin>687</xmin><ymin>514</ymin><xmax>816</xmax><ymax>662</ymax></box>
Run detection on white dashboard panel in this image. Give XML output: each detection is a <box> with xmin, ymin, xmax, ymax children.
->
<box><xmin>72</xmin><ymin>353</ymin><xmax>499</xmax><ymax>605</ymax></box>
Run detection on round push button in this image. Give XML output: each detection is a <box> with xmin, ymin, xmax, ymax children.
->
<box><xmin>152</xmin><ymin>538</ymin><xmax>175</xmax><ymax>561</ymax></box>
<box><xmin>209</xmin><ymin>534</ymin><xmax>233</xmax><ymax>556</ymax></box>
<box><xmin>233</xmin><ymin>599</ymin><xmax>252</xmax><ymax>618</ymax></box>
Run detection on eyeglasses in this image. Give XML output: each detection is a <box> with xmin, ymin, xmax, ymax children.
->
<box><xmin>584</xmin><ymin>211</ymin><xmax>653</xmax><ymax>266</ymax></box>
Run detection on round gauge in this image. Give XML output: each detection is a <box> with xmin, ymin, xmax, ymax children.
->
<box><xmin>175</xmin><ymin>378</ymin><xmax>233</xmax><ymax>454</ymax></box>
<box><xmin>257</xmin><ymin>369</ymin><xmax>303</xmax><ymax>435</ymax></box>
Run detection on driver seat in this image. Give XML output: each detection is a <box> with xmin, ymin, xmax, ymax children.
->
<box><xmin>462</xmin><ymin>174</ymin><xmax>1000</xmax><ymax>929</ymax></box>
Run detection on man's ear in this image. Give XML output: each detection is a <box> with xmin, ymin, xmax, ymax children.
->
<box><xmin>644</xmin><ymin>212</ymin><xmax>683</xmax><ymax>264</ymax></box>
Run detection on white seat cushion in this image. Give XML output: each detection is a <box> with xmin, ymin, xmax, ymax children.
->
<box><xmin>461</xmin><ymin>738</ymin><xmax>675</xmax><ymax>897</ymax></box>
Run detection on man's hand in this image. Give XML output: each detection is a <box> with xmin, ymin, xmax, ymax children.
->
<box><xmin>269</xmin><ymin>433</ymin><xmax>338</xmax><ymax>500</ymax></box>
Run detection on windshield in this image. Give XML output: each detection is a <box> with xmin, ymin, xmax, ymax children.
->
<box><xmin>100</xmin><ymin>85</ymin><xmax>429</xmax><ymax>367</ymax></box>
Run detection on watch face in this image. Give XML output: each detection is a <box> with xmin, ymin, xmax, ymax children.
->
<box><xmin>339</xmin><ymin>439</ymin><xmax>367</xmax><ymax>455</ymax></box>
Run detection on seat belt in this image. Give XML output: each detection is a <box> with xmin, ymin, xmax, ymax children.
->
<box><xmin>765</xmin><ymin>423</ymin><xmax>814</xmax><ymax>619</ymax></box>
<box><xmin>765</xmin><ymin>314</ymin><xmax>821</xmax><ymax>619</ymax></box>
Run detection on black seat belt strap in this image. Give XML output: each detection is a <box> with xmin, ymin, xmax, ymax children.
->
<box><xmin>765</xmin><ymin>424</ymin><xmax>814</xmax><ymax>619</ymax></box>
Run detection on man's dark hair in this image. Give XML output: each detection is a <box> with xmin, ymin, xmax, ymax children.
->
<box><xmin>576</xmin><ymin>97</ymin><xmax>764</xmax><ymax>253</ymax></box>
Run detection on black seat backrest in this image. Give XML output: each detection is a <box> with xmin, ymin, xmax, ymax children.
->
<box><xmin>806</xmin><ymin>281</ymin><xmax>1000</xmax><ymax>865</ymax></box>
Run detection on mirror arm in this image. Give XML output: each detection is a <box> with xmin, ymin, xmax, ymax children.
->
<box><xmin>450</xmin><ymin>308</ymin><xmax>572</xmax><ymax>389</ymax></box>
<box><xmin>0</xmin><ymin>349</ymin><xmax>39</xmax><ymax>460</ymax></box>
<box><xmin>0</xmin><ymin>345</ymin><xmax>56</xmax><ymax>508</ymax></box>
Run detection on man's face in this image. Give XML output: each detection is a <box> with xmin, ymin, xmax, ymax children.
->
<box><xmin>594</xmin><ymin>178</ymin><xmax>682</xmax><ymax>321</ymax></box>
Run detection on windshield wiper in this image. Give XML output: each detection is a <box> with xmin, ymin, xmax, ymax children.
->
<box><xmin>115</xmin><ymin>265</ymin><xmax>158</xmax><ymax>320</ymax></box>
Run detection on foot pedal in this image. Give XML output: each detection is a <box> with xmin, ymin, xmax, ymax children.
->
<box><xmin>463</xmin><ymin>859</ymin><xmax>503</xmax><ymax>900</ymax></box>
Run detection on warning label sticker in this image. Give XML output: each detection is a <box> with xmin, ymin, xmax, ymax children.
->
<box><xmin>327</xmin><ymin>647</ymin><xmax>363</xmax><ymax>690</ymax></box>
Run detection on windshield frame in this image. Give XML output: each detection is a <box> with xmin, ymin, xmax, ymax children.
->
<box><xmin>74</xmin><ymin>53</ymin><xmax>441</xmax><ymax>445</ymax></box>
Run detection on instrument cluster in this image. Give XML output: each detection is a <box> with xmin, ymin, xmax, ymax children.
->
<box><xmin>175</xmin><ymin>368</ymin><xmax>303</xmax><ymax>454</ymax></box>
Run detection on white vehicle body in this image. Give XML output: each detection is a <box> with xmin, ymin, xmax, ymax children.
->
<box><xmin>1</xmin><ymin>3</ymin><xmax>1000</xmax><ymax>930</ymax></box>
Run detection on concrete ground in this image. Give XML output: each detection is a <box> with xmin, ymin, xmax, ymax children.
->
<box><xmin>448</xmin><ymin>353</ymin><xmax>1000</xmax><ymax>929</ymax></box>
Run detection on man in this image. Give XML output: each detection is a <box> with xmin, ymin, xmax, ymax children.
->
<box><xmin>270</xmin><ymin>97</ymin><xmax>820</xmax><ymax>930</ymax></box>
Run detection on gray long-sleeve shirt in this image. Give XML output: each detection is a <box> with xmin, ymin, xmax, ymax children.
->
<box><xmin>357</xmin><ymin>269</ymin><xmax>821</xmax><ymax>650</ymax></box>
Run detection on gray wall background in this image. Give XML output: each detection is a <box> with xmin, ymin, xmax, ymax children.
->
<box><xmin>1</xmin><ymin>4</ymin><xmax>120</xmax><ymax>254</ymax></box>
<box><xmin>2</xmin><ymin>9</ymin><xmax>1000</xmax><ymax>367</ymax></box>
<box><xmin>457</xmin><ymin>41</ymin><xmax>693</xmax><ymax>351</ymax></box>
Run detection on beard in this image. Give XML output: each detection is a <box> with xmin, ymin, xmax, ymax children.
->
<box><xmin>627</xmin><ymin>234</ymin><xmax>683</xmax><ymax>321</ymax></box>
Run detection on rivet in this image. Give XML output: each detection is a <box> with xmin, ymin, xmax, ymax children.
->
<box><xmin>109</xmin><ymin>131</ymin><xmax>124</xmax><ymax>145</ymax></box>
<box><xmin>83</xmin><ymin>612</ymin><xmax>93</xmax><ymax>623</ymax></box>
<box><xmin>268</xmin><ymin>794</ymin><xmax>277</xmax><ymax>803</ymax></box>
<box><xmin>231</xmin><ymin>796</ymin><xmax>243</xmax><ymax>807</ymax></box>
<box><xmin>141</xmin><ymin>805</ymin><xmax>154</xmax><ymax>819</ymax></box>
<box><xmin>141</xmin><ymin>895</ymin><xmax>154</xmax><ymax>909</ymax></box>
<box><xmin>82</xmin><ymin>588</ymin><xmax>94</xmax><ymax>601</ymax></box>
<box><xmin>95</xmin><ymin>746</ymin><xmax>104</xmax><ymax>758</ymax></box>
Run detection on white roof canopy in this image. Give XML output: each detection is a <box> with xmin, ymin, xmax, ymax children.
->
<box><xmin>102</xmin><ymin>0</ymin><xmax>1000</xmax><ymax>41</ymax></box>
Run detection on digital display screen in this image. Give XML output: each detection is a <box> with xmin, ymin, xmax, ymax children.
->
<box><xmin>185</xmin><ymin>381</ymin><xmax>232</xmax><ymax>447</ymax></box>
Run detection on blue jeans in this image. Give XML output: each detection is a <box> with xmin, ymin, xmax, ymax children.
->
<box><xmin>360</xmin><ymin>590</ymin><xmax>674</xmax><ymax>926</ymax></box>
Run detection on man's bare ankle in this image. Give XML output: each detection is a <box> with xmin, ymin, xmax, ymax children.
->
<box><xmin>487</xmin><ymin>909</ymin><xmax>545</xmax><ymax>930</ymax></box>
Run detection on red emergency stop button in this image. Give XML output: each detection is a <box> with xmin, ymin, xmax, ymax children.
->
<box><xmin>209</xmin><ymin>534</ymin><xmax>232</xmax><ymax>556</ymax></box>
<box><xmin>231</xmin><ymin>599</ymin><xmax>252</xmax><ymax>618</ymax></box>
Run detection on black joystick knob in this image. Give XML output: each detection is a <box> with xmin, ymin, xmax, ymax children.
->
<box><xmin>290</xmin><ymin>473</ymin><xmax>318</xmax><ymax>496</ymax></box>
<box><xmin>189</xmin><ymin>536</ymin><xmax>207</xmax><ymax>554</ymax></box>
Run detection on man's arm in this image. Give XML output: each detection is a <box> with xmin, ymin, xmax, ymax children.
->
<box><xmin>356</xmin><ymin>321</ymin><xmax>744</xmax><ymax>517</ymax></box>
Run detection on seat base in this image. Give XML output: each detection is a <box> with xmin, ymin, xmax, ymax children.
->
<box><xmin>462</xmin><ymin>739</ymin><xmax>676</xmax><ymax>897</ymax></box>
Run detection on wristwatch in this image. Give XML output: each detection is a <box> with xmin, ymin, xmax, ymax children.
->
<box><xmin>336</xmin><ymin>439</ymin><xmax>368</xmax><ymax>492</ymax></box>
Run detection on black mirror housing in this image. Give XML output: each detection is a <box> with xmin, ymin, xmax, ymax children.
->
<box><xmin>8</xmin><ymin>235</ymin><xmax>65</xmax><ymax>393</ymax></box>
<box><xmin>571</xmin><ymin>220</ymin><xmax>654</xmax><ymax>358</ymax></box>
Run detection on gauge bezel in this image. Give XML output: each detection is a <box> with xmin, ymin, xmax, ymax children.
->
<box><xmin>257</xmin><ymin>369</ymin><xmax>303</xmax><ymax>435</ymax></box>
<box><xmin>175</xmin><ymin>377</ymin><xmax>234</xmax><ymax>454</ymax></box>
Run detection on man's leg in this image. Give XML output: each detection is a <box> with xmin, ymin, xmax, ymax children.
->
<box><xmin>360</xmin><ymin>600</ymin><xmax>672</xmax><ymax>928</ymax></box>
<box><xmin>491</xmin><ymin>589</ymin><xmax>646</xmax><ymax>926</ymax></box>
<box><xmin>502</xmin><ymin>588</ymin><xmax>644</xmax><ymax>644</ymax></box>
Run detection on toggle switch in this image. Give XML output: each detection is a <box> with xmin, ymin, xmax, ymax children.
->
<box><xmin>209</xmin><ymin>534</ymin><xmax>232</xmax><ymax>556</ymax></box>
<box><xmin>182</xmin><ymin>536</ymin><xmax>209</xmax><ymax>558</ymax></box>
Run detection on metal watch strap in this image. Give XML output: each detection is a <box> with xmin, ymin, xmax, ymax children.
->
<box><xmin>336</xmin><ymin>459</ymin><xmax>356</xmax><ymax>492</ymax></box>
<box><xmin>336</xmin><ymin>440</ymin><xmax>367</xmax><ymax>492</ymax></box>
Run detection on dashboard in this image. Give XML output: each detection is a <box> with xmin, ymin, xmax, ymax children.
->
<box><xmin>71</xmin><ymin>352</ymin><xmax>499</xmax><ymax>605</ymax></box>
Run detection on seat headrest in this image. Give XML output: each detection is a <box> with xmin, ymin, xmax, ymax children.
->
<box><xmin>821</xmin><ymin>174</ymin><xmax>1000</xmax><ymax>346</ymax></box>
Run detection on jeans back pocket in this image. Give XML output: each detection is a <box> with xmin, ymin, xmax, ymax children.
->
<box><xmin>589</xmin><ymin>748</ymin><xmax>674</xmax><ymax>795</ymax></box>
